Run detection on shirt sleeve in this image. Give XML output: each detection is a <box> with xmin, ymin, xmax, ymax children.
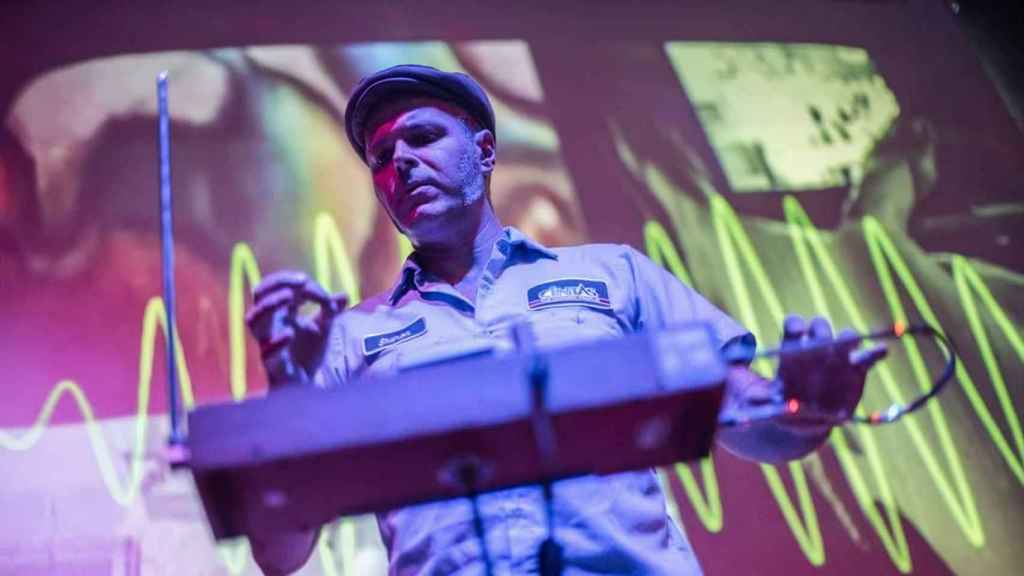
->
<box><xmin>622</xmin><ymin>245</ymin><xmax>756</xmax><ymax>364</ymax></box>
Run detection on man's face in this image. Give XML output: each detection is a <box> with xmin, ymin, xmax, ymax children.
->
<box><xmin>363</xmin><ymin>97</ymin><xmax>494</xmax><ymax>243</ymax></box>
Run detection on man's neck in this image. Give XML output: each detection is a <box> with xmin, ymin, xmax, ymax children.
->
<box><xmin>412</xmin><ymin>204</ymin><xmax>504</xmax><ymax>289</ymax></box>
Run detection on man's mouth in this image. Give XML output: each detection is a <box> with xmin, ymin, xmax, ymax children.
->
<box><xmin>406</xmin><ymin>183</ymin><xmax>432</xmax><ymax>197</ymax></box>
<box><xmin>405</xmin><ymin>180</ymin><xmax>441</xmax><ymax>200</ymax></box>
<box><xmin>399</xmin><ymin>182</ymin><xmax>438</xmax><ymax>214</ymax></box>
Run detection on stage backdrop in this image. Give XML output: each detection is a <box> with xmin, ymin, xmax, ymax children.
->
<box><xmin>1</xmin><ymin>1</ymin><xmax>1021</xmax><ymax>575</ymax></box>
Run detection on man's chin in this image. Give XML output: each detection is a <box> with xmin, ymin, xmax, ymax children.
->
<box><xmin>405</xmin><ymin>201</ymin><xmax>452</xmax><ymax>226</ymax></box>
<box><xmin>402</xmin><ymin>211</ymin><xmax>459</xmax><ymax>245</ymax></box>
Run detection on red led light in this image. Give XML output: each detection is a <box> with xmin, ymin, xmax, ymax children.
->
<box><xmin>786</xmin><ymin>399</ymin><xmax>800</xmax><ymax>413</ymax></box>
<box><xmin>893</xmin><ymin>321</ymin><xmax>906</xmax><ymax>337</ymax></box>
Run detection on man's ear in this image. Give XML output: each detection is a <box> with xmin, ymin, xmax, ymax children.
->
<box><xmin>475</xmin><ymin>129</ymin><xmax>496</xmax><ymax>175</ymax></box>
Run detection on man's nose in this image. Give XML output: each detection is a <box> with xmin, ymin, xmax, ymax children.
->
<box><xmin>393</xmin><ymin>140</ymin><xmax>418</xmax><ymax>175</ymax></box>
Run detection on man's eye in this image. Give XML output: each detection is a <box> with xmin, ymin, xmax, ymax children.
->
<box><xmin>410</xmin><ymin>130</ymin><xmax>441</xmax><ymax>146</ymax></box>
<box><xmin>373</xmin><ymin>149</ymin><xmax>392</xmax><ymax>169</ymax></box>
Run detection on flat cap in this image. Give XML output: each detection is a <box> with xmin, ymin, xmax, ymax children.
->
<box><xmin>344</xmin><ymin>64</ymin><xmax>496</xmax><ymax>163</ymax></box>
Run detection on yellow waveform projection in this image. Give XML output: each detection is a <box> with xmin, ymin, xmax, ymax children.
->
<box><xmin>0</xmin><ymin>211</ymin><xmax>370</xmax><ymax>574</ymax></box>
<box><xmin>229</xmin><ymin>242</ymin><xmax>262</xmax><ymax>401</ymax></box>
<box><xmin>0</xmin><ymin>298</ymin><xmax>195</xmax><ymax>506</ymax></box>
<box><xmin>314</xmin><ymin>211</ymin><xmax>363</xmax><ymax>303</ymax></box>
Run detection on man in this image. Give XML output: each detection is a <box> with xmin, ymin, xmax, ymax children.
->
<box><xmin>245</xmin><ymin>64</ymin><xmax>883</xmax><ymax>575</ymax></box>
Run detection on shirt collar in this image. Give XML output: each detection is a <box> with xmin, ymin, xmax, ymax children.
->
<box><xmin>502</xmin><ymin>226</ymin><xmax>559</xmax><ymax>260</ymax></box>
<box><xmin>387</xmin><ymin>226</ymin><xmax>558</xmax><ymax>304</ymax></box>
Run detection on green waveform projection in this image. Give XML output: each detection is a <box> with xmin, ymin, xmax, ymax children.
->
<box><xmin>644</xmin><ymin>220</ymin><xmax>694</xmax><ymax>288</ymax></box>
<box><xmin>621</xmin><ymin>124</ymin><xmax>729</xmax><ymax>536</ymax></box>
<box><xmin>318</xmin><ymin>518</ymin><xmax>359</xmax><ymax>576</ymax></box>
<box><xmin>618</xmin><ymin>130</ymin><xmax>825</xmax><ymax>565</ymax></box>
<box><xmin>618</xmin><ymin>112</ymin><xmax>1023</xmax><ymax>569</ymax></box>
<box><xmin>216</xmin><ymin>527</ymin><xmax>361</xmax><ymax>576</ymax></box>
<box><xmin>782</xmin><ymin>196</ymin><xmax>1024</xmax><ymax>568</ymax></box>
<box><xmin>708</xmin><ymin>195</ymin><xmax>825</xmax><ymax>566</ymax></box>
<box><xmin>782</xmin><ymin>198</ymin><xmax>913</xmax><ymax>571</ymax></box>
<box><xmin>861</xmin><ymin>217</ymin><xmax>985</xmax><ymax>549</ymax></box>
<box><xmin>646</xmin><ymin>220</ymin><xmax>723</xmax><ymax>534</ymax></box>
<box><xmin>218</xmin><ymin>540</ymin><xmax>249</xmax><ymax>576</ymax></box>
<box><xmin>952</xmin><ymin>255</ymin><xmax>1024</xmax><ymax>484</ymax></box>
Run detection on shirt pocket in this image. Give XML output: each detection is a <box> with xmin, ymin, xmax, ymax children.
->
<box><xmin>527</xmin><ymin>304</ymin><xmax>625</xmax><ymax>349</ymax></box>
<box><xmin>354</xmin><ymin>347</ymin><xmax>400</xmax><ymax>379</ymax></box>
<box><xmin>356</xmin><ymin>332</ymin><xmax>441</xmax><ymax>379</ymax></box>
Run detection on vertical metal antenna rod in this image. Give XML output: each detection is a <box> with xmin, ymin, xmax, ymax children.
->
<box><xmin>158</xmin><ymin>71</ymin><xmax>184</xmax><ymax>447</ymax></box>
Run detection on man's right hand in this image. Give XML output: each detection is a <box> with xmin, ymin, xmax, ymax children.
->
<box><xmin>245</xmin><ymin>271</ymin><xmax>348</xmax><ymax>388</ymax></box>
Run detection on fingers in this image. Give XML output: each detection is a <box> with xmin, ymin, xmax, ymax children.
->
<box><xmin>837</xmin><ymin>327</ymin><xmax>858</xmax><ymax>342</ymax></box>
<box><xmin>775</xmin><ymin>315</ymin><xmax>887</xmax><ymax>422</ymax></box>
<box><xmin>299</xmin><ymin>280</ymin><xmax>349</xmax><ymax>331</ymax></box>
<box><xmin>316</xmin><ymin>293</ymin><xmax>350</xmax><ymax>332</ymax></box>
<box><xmin>850</xmin><ymin>344</ymin><xmax>888</xmax><ymax>371</ymax></box>
<box><xmin>782</xmin><ymin>315</ymin><xmax>806</xmax><ymax>343</ymax></box>
<box><xmin>835</xmin><ymin>327</ymin><xmax>860</xmax><ymax>356</ymax></box>
<box><xmin>295</xmin><ymin>281</ymin><xmax>348</xmax><ymax>333</ymax></box>
<box><xmin>809</xmin><ymin>316</ymin><xmax>833</xmax><ymax>341</ymax></box>
<box><xmin>294</xmin><ymin>315</ymin><xmax>320</xmax><ymax>335</ymax></box>
<box><xmin>259</xmin><ymin>327</ymin><xmax>295</xmax><ymax>359</ymax></box>
<box><xmin>245</xmin><ymin>271</ymin><xmax>345</xmax><ymax>387</ymax></box>
<box><xmin>296</xmin><ymin>279</ymin><xmax>337</xmax><ymax>312</ymax></box>
<box><xmin>253</xmin><ymin>270</ymin><xmax>313</xmax><ymax>302</ymax></box>
<box><xmin>332</xmin><ymin>293</ymin><xmax>349</xmax><ymax>312</ymax></box>
<box><xmin>245</xmin><ymin>288</ymin><xmax>297</xmax><ymax>329</ymax></box>
<box><xmin>782</xmin><ymin>315</ymin><xmax>835</xmax><ymax>345</ymax></box>
<box><xmin>247</xmin><ymin>272</ymin><xmax>347</xmax><ymax>335</ymax></box>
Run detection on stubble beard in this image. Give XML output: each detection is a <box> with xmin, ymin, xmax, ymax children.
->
<box><xmin>455</xmin><ymin>144</ymin><xmax>485</xmax><ymax>208</ymax></box>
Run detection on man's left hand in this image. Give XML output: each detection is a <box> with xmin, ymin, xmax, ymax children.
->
<box><xmin>775</xmin><ymin>315</ymin><xmax>887</xmax><ymax>427</ymax></box>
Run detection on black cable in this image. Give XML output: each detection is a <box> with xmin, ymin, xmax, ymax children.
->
<box><xmin>850</xmin><ymin>325</ymin><xmax>956</xmax><ymax>425</ymax></box>
<box><xmin>456</xmin><ymin>463</ymin><xmax>496</xmax><ymax>576</ymax></box>
<box><xmin>719</xmin><ymin>323</ymin><xmax>958</xmax><ymax>428</ymax></box>
<box><xmin>528</xmin><ymin>355</ymin><xmax>564</xmax><ymax>576</ymax></box>
<box><xmin>466</xmin><ymin>490</ymin><xmax>495</xmax><ymax>576</ymax></box>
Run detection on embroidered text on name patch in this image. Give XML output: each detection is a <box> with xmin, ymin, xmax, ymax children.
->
<box><xmin>527</xmin><ymin>278</ymin><xmax>612</xmax><ymax>311</ymax></box>
<box><xmin>362</xmin><ymin>317</ymin><xmax>427</xmax><ymax>356</ymax></box>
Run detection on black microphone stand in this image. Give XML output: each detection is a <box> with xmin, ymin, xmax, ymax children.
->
<box><xmin>513</xmin><ymin>324</ymin><xmax>564</xmax><ymax>576</ymax></box>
